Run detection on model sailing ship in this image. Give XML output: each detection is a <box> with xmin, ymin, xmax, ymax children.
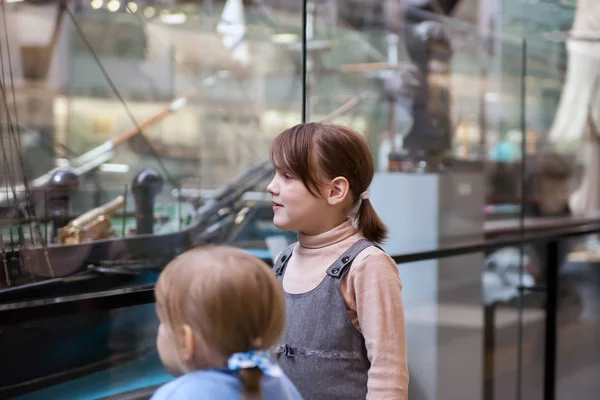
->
<box><xmin>0</xmin><ymin>1</ymin><xmax>277</xmax><ymax>298</ymax></box>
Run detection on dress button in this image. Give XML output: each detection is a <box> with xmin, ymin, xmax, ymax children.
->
<box><xmin>332</xmin><ymin>268</ymin><xmax>340</xmax><ymax>274</ymax></box>
<box><xmin>342</xmin><ymin>256</ymin><xmax>350</xmax><ymax>263</ymax></box>
<box><xmin>281</xmin><ymin>255</ymin><xmax>287</xmax><ymax>262</ymax></box>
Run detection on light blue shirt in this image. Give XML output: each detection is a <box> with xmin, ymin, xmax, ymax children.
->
<box><xmin>150</xmin><ymin>369</ymin><xmax>303</xmax><ymax>400</ymax></box>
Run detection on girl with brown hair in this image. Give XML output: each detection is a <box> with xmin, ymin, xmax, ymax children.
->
<box><xmin>268</xmin><ymin>122</ymin><xmax>409</xmax><ymax>399</ymax></box>
<box><xmin>150</xmin><ymin>246</ymin><xmax>303</xmax><ymax>400</ymax></box>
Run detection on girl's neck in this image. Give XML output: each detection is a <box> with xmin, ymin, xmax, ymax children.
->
<box><xmin>298</xmin><ymin>218</ymin><xmax>357</xmax><ymax>249</ymax></box>
<box><xmin>299</xmin><ymin>212</ymin><xmax>348</xmax><ymax>237</ymax></box>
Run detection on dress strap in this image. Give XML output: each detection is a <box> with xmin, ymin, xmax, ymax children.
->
<box><xmin>273</xmin><ymin>242</ymin><xmax>297</xmax><ymax>276</ymax></box>
<box><xmin>326</xmin><ymin>239</ymin><xmax>381</xmax><ymax>279</ymax></box>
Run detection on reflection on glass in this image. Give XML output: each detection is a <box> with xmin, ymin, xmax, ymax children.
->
<box><xmin>1</xmin><ymin>1</ymin><xmax>306</xmax><ymax>397</ymax></box>
<box><xmin>2</xmin><ymin>1</ymin><xmax>597</xmax><ymax>399</ymax></box>
<box><xmin>1</xmin><ymin>303</ymin><xmax>166</xmax><ymax>399</ymax></box>
<box><xmin>0</xmin><ymin>0</ymin><xmax>309</xmax><ymax>297</ymax></box>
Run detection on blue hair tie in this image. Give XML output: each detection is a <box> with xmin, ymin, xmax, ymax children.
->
<box><xmin>227</xmin><ymin>350</ymin><xmax>282</xmax><ymax>377</ymax></box>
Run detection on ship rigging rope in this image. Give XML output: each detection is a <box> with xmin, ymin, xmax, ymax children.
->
<box><xmin>0</xmin><ymin>3</ymin><xmax>31</xmax><ymax>247</ymax></box>
<box><xmin>0</xmin><ymin>87</ymin><xmax>16</xmax><ymax>284</ymax></box>
<box><xmin>0</xmin><ymin>0</ymin><xmax>54</xmax><ymax>279</ymax></box>
<box><xmin>63</xmin><ymin>2</ymin><xmax>177</xmax><ymax>188</ymax></box>
<box><xmin>0</xmin><ymin>75</ymin><xmax>19</xmax><ymax>250</ymax></box>
<box><xmin>0</xmin><ymin>44</ymin><xmax>22</xmax><ymax>250</ymax></box>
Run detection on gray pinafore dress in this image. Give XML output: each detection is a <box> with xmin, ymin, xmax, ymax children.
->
<box><xmin>274</xmin><ymin>239</ymin><xmax>379</xmax><ymax>400</ymax></box>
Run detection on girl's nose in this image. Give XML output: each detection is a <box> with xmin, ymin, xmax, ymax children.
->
<box><xmin>267</xmin><ymin>176</ymin><xmax>278</xmax><ymax>195</ymax></box>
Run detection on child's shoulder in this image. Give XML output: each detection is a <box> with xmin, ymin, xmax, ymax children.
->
<box><xmin>151</xmin><ymin>370</ymin><xmax>303</xmax><ymax>400</ymax></box>
<box><xmin>354</xmin><ymin>241</ymin><xmax>394</xmax><ymax>266</ymax></box>
<box><xmin>344</xmin><ymin>241</ymin><xmax>403</xmax><ymax>291</ymax></box>
<box><xmin>150</xmin><ymin>370</ymin><xmax>238</xmax><ymax>400</ymax></box>
<box><xmin>349</xmin><ymin>241</ymin><xmax>399</xmax><ymax>276</ymax></box>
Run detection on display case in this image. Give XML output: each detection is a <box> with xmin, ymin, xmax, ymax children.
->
<box><xmin>0</xmin><ymin>1</ymin><xmax>591</xmax><ymax>399</ymax></box>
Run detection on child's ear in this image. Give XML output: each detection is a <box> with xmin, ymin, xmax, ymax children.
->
<box><xmin>327</xmin><ymin>176</ymin><xmax>350</xmax><ymax>206</ymax></box>
<box><xmin>177</xmin><ymin>324</ymin><xmax>196</xmax><ymax>364</ymax></box>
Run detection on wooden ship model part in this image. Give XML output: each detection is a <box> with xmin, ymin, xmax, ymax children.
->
<box><xmin>56</xmin><ymin>196</ymin><xmax>125</xmax><ymax>245</ymax></box>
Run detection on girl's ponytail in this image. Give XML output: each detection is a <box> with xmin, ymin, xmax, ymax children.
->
<box><xmin>240</xmin><ymin>367</ymin><xmax>264</xmax><ymax>400</ymax></box>
<box><xmin>356</xmin><ymin>198</ymin><xmax>389</xmax><ymax>243</ymax></box>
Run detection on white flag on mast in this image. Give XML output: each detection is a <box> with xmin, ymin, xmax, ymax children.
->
<box><xmin>216</xmin><ymin>0</ymin><xmax>250</xmax><ymax>66</ymax></box>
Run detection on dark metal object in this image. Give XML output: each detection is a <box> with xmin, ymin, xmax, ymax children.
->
<box><xmin>401</xmin><ymin>14</ymin><xmax>453</xmax><ymax>157</ymax></box>
<box><xmin>47</xmin><ymin>169</ymin><xmax>79</xmax><ymax>233</ymax></box>
<box><xmin>544</xmin><ymin>239</ymin><xmax>559</xmax><ymax>400</ymax></box>
<box><xmin>483</xmin><ymin>304</ymin><xmax>495</xmax><ymax>400</ymax></box>
<box><xmin>132</xmin><ymin>169</ymin><xmax>164</xmax><ymax>235</ymax></box>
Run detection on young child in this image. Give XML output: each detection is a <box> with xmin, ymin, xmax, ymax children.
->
<box><xmin>267</xmin><ymin>122</ymin><xmax>409</xmax><ymax>399</ymax></box>
<box><xmin>150</xmin><ymin>246</ymin><xmax>303</xmax><ymax>400</ymax></box>
<box><xmin>525</xmin><ymin>152</ymin><xmax>574</xmax><ymax>218</ymax></box>
<box><xmin>525</xmin><ymin>152</ymin><xmax>575</xmax><ymax>277</ymax></box>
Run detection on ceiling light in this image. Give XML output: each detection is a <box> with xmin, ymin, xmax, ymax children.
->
<box><xmin>271</xmin><ymin>33</ymin><xmax>298</xmax><ymax>44</ymax></box>
<box><xmin>144</xmin><ymin>6</ymin><xmax>155</xmax><ymax>18</ymax></box>
<box><xmin>107</xmin><ymin>0</ymin><xmax>120</xmax><ymax>12</ymax></box>
<box><xmin>160</xmin><ymin>13</ymin><xmax>187</xmax><ymax>25</ymax></box>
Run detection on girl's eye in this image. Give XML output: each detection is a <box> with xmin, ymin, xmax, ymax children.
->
<box><xmin>277</xmin><ymin>170</ymin><xmax>294</xmax><ymax>179</ymax></box>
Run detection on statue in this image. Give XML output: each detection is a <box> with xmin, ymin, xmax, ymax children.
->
<box><xmin>548</xmin><ymin>0</ymin><xmax>600</xmax><ymax>218</ymax></box>
<box><xmin>546</xmin><ymin>0</ymin><xmax>600</xmax><ymax>257</ymax></box>
<box><xmin>402</xmin><ymin>12</ymin><xmax>453</xmax><ymax>158</ymax></box>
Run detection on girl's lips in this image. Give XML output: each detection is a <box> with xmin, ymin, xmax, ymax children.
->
<box><xmin>272</xmin><ymin>201</ymin><xmax>283</xmax><ymax>207</ymax></box>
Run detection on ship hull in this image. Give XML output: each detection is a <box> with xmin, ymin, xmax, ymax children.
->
<box><xmin>16</xmin><ymin>219</ymin><xmax>205</xmax><ymax>279</ymax></box>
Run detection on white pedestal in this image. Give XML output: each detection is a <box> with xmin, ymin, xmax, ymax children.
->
<box><xmin>371</xmin><ymin>171</ymin><xmax>485</xmax><ymax>400</ymax></box>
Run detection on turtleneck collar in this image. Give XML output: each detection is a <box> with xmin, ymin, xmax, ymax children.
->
<box><xmin>298</xmin><ymin>219</ymin><xmax>358</xmax><ymax>249</ymax></box>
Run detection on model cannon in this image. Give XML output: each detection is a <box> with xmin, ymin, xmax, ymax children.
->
<box><xmin>56</xmin><ymin>196</ymin><xmax>125</xmax><ymax>244</ymax></box>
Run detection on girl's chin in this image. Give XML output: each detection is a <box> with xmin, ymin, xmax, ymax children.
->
<box><xmin>273</xmin><ymin>216</ymin><xmax>296</xmax><ymax>232</ymax></box>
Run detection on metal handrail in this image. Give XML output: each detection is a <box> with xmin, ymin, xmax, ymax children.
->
<box><xmin>0</xmin><ymin>215</ymin><xmax>598</xmax><ymax>324</ymax></box>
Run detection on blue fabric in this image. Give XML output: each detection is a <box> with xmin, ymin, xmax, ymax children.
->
<box><xmin>227</xmin><ymin>350</ymin><xmax>282</xmax><ymax>377</ymax></box>
<box><xmin>150</xmin><ymin>369</ymin><xmax>303</xmax><ymax>400</ymax></box>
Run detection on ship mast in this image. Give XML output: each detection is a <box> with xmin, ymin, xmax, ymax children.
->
<box><xmin>0</xmin><ymin>0</ymin><xmax>58</xmax><ymax>280</ymax></box>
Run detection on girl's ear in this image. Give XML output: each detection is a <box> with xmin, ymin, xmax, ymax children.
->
<box><xmin>177</xmin><ymin>324</ymin><xmax>196</xmax><ymax>364</ymax></box>
<box><xmin>326</xmin><ymin>176</ymin><xmax>350</xmax><ymax>206</ymax></box>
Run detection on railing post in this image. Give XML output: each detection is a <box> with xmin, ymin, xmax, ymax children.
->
<box><xmin>544</xmin><ymin>239</ymin><xmax>559</xmax><ymax>400</ymax></box>
<box><xmin>483</xmin><ymin>302</ymin><xmax>496</xmax><ymax>400</ymax></box>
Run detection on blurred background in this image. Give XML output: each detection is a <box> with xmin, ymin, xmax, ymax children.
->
<box><xmin>1</xmin><ymin>0</ymin><xmax>599</xmax><ymax>399</ymax></box>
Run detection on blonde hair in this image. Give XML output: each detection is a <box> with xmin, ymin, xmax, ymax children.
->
<box><xmin>155</xmin><ymin>246</ymin><xmax>286</xmax><ymax>399</ymax></box>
